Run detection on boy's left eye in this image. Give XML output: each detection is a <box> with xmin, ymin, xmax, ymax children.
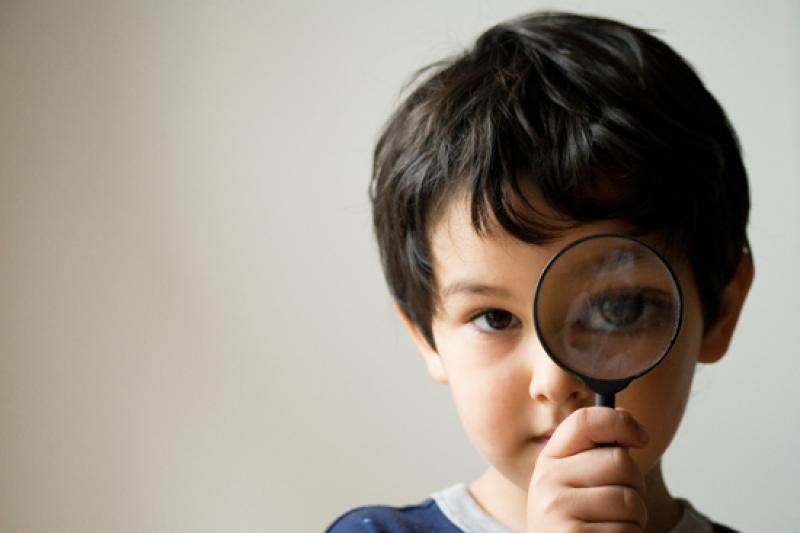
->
<box><xmin>571</xmin><ymin>289</ymin><xmax>674</xmax><ymax>333</ymax></box>
<box><xmin>471</xmin><ymin>310</ymin><xmax>521</xmax><ymax>332</ymax></box>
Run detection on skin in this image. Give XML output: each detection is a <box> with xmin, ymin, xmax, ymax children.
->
<box><xmin>397</xmin><ymin>196</ymin><xmax>753</xmax><ymax>532</ymax></box>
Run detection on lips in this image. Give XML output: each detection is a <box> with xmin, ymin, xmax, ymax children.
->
<box><xmin>532</xmin><ymin>413</ymin><xmax>571</xmax><ymax>445</ymax></box>
<box><xmin>532</xmin><ymin>429</ymin><xmax>555</xmax><ymax>444</ymax></box>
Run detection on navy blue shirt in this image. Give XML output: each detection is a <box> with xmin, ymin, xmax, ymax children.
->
<box><xmin>327</xmin><ymin>498</ymin><xmax>460</xmax><ymax>533</ymax></box>
<box><xmin>326</xmin><ymin>494</ymin><xmax>740</xmax><ymax>533</ymax></box>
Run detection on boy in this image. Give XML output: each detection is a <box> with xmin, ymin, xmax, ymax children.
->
<box><xmin>328</xmin><ymin>11</ymin><xmax>752</xmax><ymax>533</ymax></box>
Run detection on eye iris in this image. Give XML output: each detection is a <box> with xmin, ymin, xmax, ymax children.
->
<box><xmin>600</xmin><ymin>293</ymin><xmax>644</xmax><ymax>327</ymax></box>
<box><xmin>485</xmin><ymin>310</ymin><xmax>513</xmax><ymax>330</ymax></box>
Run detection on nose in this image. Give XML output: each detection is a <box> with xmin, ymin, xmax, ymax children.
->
<box><xmin>528</xmin><ymin>341</ymin><xmax>590</xmax><ymax>406</ymax></box>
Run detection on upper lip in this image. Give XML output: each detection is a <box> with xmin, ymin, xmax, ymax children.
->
<box><xmin>533</xmin><ymin>413</ymin><xmax>571</xmax><ymax>440</ymax></box>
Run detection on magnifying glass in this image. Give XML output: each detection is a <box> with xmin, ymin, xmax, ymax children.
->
<box><xmin>533</xmin><ymin>234</ymin><xmax>683</xmax><ymax>408</ymax></box>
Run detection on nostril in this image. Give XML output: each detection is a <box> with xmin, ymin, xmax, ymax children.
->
<box><xmin>529</xmin><ymin>351</ymin><xmax>592</xmax><ymax>405</ymax></box>
<box><xmin>530</xmin><ymin>374</ymin><xmax>591</xmax><ymax>406</ymax></box>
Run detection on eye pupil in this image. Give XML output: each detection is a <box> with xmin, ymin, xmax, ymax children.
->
<box><xmin>485</xmin><ymin>310</ymin><xmax>513</xmax><ymax>330</ymax></box>
<box><xmin>600</xmin><ymin>293</ymin><xmax>644</xmax><ymax>327</ymax></box>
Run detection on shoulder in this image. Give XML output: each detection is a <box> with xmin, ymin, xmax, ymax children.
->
<box><xmin>674</xmin><ymin>498</ymin><xmax>741</xmax><ymax>533</ymax></box>
<box><xmin>325</xmin><ymin>498</ymin><xmax>461</xmax><ymax>533</ymax></box>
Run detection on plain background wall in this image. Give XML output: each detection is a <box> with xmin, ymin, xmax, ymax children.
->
<box><xmin>1</xmin><ymin>1</ymin><xmax>798</xmax><ymax>532</ymax></box>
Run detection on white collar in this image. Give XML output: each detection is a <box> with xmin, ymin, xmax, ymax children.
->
<box><xmin>432</xmin><ymin>484</ymin><xmax>713</xmax><ymax>533</ymax></box>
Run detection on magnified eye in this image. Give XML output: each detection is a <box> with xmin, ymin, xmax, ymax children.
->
<box><xmin>597</xmin><ymin>292</ymin><xmax>644</xmax><ymax>328</ymax></box>
<box><xmin>573</xmin><ymin>289</ymin><xmax>672</xmax><ymax>333</ymax></box>
<box><xmin>472</xmin><ymin>309</ymin><xmax>520</xmax><ymax>332</ymax></box>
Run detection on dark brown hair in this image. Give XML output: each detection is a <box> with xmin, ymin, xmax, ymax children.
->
<box><xmin>371</xmin><ymin>12</ymin><xmax>750</xmax><ymax>347</ymax></box>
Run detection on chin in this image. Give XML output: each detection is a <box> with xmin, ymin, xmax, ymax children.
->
<box><xmin>489</xmin><ymin>446</ymin><xmax>541</xmax><ymax>491</ymax></box>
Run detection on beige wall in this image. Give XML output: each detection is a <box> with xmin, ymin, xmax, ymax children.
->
<box><xmin>1</xmin><ymin>1</ymin><xmax>797</xmax><ymax>532</ymax></box>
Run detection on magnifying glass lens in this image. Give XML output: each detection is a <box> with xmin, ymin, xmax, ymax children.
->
<box><xmin>534</xmin><ymin>235</ymin><xmax>682</xmax><ymax>382</ymax></box>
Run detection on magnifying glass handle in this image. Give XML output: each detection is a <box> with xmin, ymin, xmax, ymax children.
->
<box><xmin>596</xmin><ymin>393</ymin><xmax>615</xmax><ymax>408</ymax></box>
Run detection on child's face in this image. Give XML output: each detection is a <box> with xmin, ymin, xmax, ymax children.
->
<box><xmin>411</xmin><ymin>196</ymin><xmax>715</xmax><ymax>491</ymax></box>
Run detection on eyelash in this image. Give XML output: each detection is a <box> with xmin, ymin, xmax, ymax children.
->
<box><xmin>468</xmin><ymin>309</ymin><xmax>522</xmax><ymax>333</ymax></box>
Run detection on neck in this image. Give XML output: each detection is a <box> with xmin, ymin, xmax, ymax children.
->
<box><xmin>642</xmin><ymin>462</ymin><xmax>682</xmax><ymax>533</ymax></box>
<box><xmin>468</xmin><ymin>462</ymin><xmax>682</xmax><ymax>533</ymax></box>
<box><xmin>468</xmin><ymin>467</ymin><xmax>527</xmax><ymax>532</ymax></box>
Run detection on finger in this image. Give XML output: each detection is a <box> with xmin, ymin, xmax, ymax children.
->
<box><xmin>559</xmin><ymin>485</ymin><xmax>648</xmax><ymax>528</ymax></box>
<box><xmin>554</xmin><ymin>446</ymin><xmax>646</xmax><ymax>495</ymax></box>
<box><xmin>544</xmin><ymin>407</ymin><xmax>649</xmax><ymax>459</ymax></box>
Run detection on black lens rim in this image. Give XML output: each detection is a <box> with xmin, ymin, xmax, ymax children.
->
<box><xmin>532</xmin><ymin>233</ymin><xmax>685</xmax><ymax>393</ymax></box>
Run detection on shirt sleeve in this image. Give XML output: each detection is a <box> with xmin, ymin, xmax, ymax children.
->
<box><xmin>325</xmin><ymin>500</ymin><xmax>462</xmax><ymax>533</ymax></box>
<box><xmin>325</xmin><ymin>507</ymin><xmax>379</xmax><ymax>532</ymax></box>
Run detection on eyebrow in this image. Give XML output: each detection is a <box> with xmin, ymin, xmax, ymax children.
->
<box><xmin>561</xmin><ymin>245</ymin><xmax>665</xmax><ymax>278</ymax></box>
<box><xmin>439</xmin><ymin>281</ymin><xmax>514</xmax><ymax>299</ymax></box>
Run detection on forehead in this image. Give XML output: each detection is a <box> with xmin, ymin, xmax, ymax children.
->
<box><xmin>429</xmin><ymin>195</ymin><xmax>635</xmax><ymax>297</ymax></box>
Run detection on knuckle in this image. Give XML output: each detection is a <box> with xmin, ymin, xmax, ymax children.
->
<box><xmin>617</xmin><ymin>408</ymin><xmax>635</xmax><ymax>428</ymax></box>
<box><xmin>546</xmin><ymin>488</ymin><xmax>572</xmax><ymax>514</ymax></box>
<box><xmin>619</xmin><ymin>486</ymin><xmax>647</xmax><ymax>524</ymax></box>
<box><xmin>574</xmin><ymin>407</ymin><xmax>592</xmax><ymax>432</ymax></box>
<box><xmin>531</xmin><ymin>456</ymin><xmax>557</xmax><ymax>486</ymax></box>
<box><xmin>619</xmin><ymin>486</ymin><xmax>636</xmax><ymax>510</ymax></box>
<box><xmin>536</xmin><ymin>466</ymin><xmax>555</xmax><ymax>487</ymax></box>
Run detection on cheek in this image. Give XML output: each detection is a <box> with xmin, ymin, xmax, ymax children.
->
<box><xmin>447</xmin><ymin>361</ymin><xmax>529</xmax><ymax>456</ymax></box>
<box><xmin>619</xmin><ymin>305</ymin><xmax>704</xmax><ymax>472</ymax></box>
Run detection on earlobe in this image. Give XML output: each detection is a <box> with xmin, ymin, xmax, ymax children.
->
<box><xmin>699</xmin><ymin>252</ymin><xmax>754</xmax><ymax>363</ymax></box>
<box><xmin>392</xmin><ymin>301</ymin><xmax>449</xmax><ymax>384</ymax></box>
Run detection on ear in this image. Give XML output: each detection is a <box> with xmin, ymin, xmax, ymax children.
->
<box><xmin>392</xmin><ymin>301</ymin><xmax>448</xmax><ymax>384</ymax></box>
<box><xmin>699</xmin><ymin>252</ymin><xmax>754</xmax><ymax>363</ymax></box>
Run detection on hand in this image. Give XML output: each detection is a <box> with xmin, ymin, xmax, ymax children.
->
<box><xmin>527</xmin><ymin>407</ymin><xmax>650</xmax><ymax>532</ymax></box>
